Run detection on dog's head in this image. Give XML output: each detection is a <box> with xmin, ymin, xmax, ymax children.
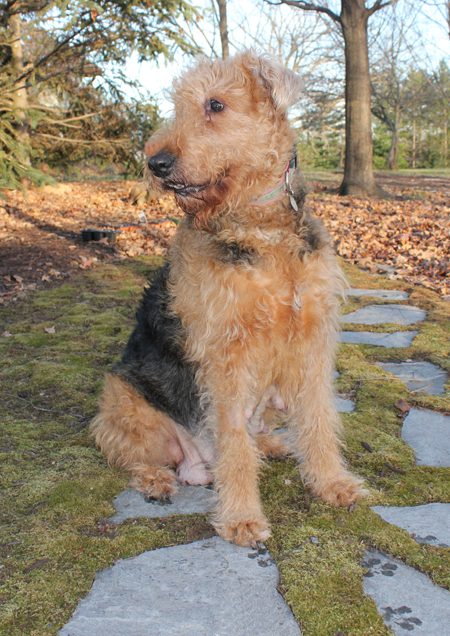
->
<box><xmin>145</xmin><ymin>51</ymin><xmax>302</xmax><ymax>228</ymax></box>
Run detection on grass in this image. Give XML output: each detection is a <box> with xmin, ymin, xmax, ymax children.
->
<box><xmin>302</xmin><ymin>168</ymin><xmax>450</xmax><ymax>178</ymax></box>
<box><xmin>0</xmin><ymin>256</ymin><xmax>449</xmax><ymax>636</ymax></box>
<box><xmin>378</xmin><ymin>168</ymin><xmax>450</xmax><ymax>177</ymax></box>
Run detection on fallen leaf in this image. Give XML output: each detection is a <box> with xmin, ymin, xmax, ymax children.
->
<box><xmin>23</xmin><ymin>558</ymin><xmax>50</xmax><ymax>574</ymax></box>
<box><xmin>394</xmin><ymin>398</ymin><xmax>411</xmax><ymax>414</ymax></box>
<box><xmin>1</xmin><ymin>178</ymin><xmax>448</xmax><ymax>306</ymax></box>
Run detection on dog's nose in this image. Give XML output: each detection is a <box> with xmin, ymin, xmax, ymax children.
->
<box><xmin>147</xmin><ymin>151</ymin><xmax>176</xmax><ymax>178</ymax></box>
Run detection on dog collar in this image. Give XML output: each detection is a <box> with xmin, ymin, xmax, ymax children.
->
<box><xmin>252</xmin><ymin>154</ymin><xmax>299</xmax><ymax>210</ymax></box>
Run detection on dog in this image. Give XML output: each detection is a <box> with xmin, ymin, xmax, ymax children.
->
<box><xmin>91</xmin><ymin>51</ymin><xmax>365</xmax><ymax>547</ymax></box>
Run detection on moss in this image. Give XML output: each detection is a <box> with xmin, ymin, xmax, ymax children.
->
<box><xmin>340</xmin><ymin>260</ymin><xmax>410</xmax><ymax>291</ymax></box>
<box><xmin>0</xmin><ymin>254</ymin><xmax>203</xmax><ymax>636</ymax></box>
<box><xmin>0</xmin><ymin>257</ymin><xmax>449</xmax><ymax>636</ymax></box>
<box><xmin>1</xmin><ymin>512</ymin><xmax>213</xmax><ymax>636</ymax></box>
<box><xmin>262</xmin><ymin>268</ymin><xmax>449</xmax><ymax>633</ymax></box>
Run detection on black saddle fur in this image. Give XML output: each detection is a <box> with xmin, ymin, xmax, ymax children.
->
<box><xmin>113</xmin><ymin>263</ymin><xmax>202</xmax><ymax>430</ymax></box>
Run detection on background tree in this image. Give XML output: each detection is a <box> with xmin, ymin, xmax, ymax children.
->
<box><xmin>406</xmin><ymin>62</ymin><xmax>449</xmax><ymax>168</ymax></box>
<box><xmin>247</xmin><ymin>3</ymin><xmax>344</xmax><ymax>167</ymax></box>
<box><xmin>0</xmin><ymin>0</ymin><xmax>197</xmax><ymax>187</ymax></box>
<box><xmin>267</xmin><ymin>0</ymin><xmax>398</xmax><ymax>196</ymax></box>
<box><xmin>213</xmin><ymin>0</ymin><xmax>229</xmax><ymax>59</ymax></box>
<box><xmin>370</xmin><ymin>2</ymin><xmax>420</xmax><ymax>169</ymax></box>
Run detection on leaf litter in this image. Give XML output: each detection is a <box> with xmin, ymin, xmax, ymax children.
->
<box><xmin>1</xmin><ymin>175</ymin><xmax>448</xmax><ymax>305</ymax></box>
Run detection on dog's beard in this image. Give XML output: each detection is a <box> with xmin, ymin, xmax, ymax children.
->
<box><xmin>147</xmin><ymin>165</ymin><xmax>235</xmax><ymax>230</ymax></box>
<box><xmin>165</xmin><ymin>180</ymin><xmax>209</xmax><ymax>198</ymax></box>
<box><xmin>157</xmin><ymin>176</ymin><xmax>230</xmax><ymax>230</ymax></box>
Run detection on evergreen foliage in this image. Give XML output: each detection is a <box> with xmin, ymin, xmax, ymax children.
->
<box><xmin>0</xmin><ymin>0</ymin><xmax>197</xmax><ymax>187</ymax></box>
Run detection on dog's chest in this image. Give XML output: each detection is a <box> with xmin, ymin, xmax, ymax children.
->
<box><xmin>169</xmin><ymin>223</ymin><xmax>339</xmax><ymax>360</ymax></box>
<box><xmin>172</xmin><ymin>249</ymin><xmax>315</xmax><ymax>342</ymax></box>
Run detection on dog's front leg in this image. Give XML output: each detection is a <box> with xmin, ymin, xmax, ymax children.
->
<box><xmin>212</xmin><ymin>401</ymin><xmax>271</xmax><ymax>547</ymax></box>
<box><xmin>290</xmin><ymin>333</ymin><xmax>366</xmax><ymax>507</ymax></box>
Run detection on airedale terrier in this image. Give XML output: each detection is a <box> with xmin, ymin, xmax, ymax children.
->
<box><xmin>91</xmin><ymin>51</ymin><xmax>365</xmax><ymax>547</ymax></box>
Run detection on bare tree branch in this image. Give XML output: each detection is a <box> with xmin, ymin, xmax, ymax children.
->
<box><xmin>214</xmin><ymin>0</ymin><xmax>229</xmax><ymax>58</ymax></box>
<box><xmin>367</xmin><ymin>0</ymin><xmax>394</xmax><ymax>17</ymax></box>
<box><xmin>36</xmin><ymin>133</ymin><xmax>129</xmax><ymax>145</ymax></box>
<box><xmin>264</xmin><ymin>0</ymin><xmax>341</xmax><ymax>24</ymax></box>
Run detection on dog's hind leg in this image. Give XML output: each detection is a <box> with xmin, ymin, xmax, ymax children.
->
<box><xmin>247</xmin><ymin>385</ymin><xmax>289</xmax><ymax>459</ymax></box>
<box><xmin>90</xmin><ymin>373</ymin><xmax>181</xmax><ymax>499</ymax></box>
<box><xmin>255</xmin><ymin>432</ymin><xmax>289</xmax><ymax>458</ymax></box>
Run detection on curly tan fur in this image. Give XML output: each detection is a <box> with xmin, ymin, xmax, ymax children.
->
<box><xmin>91</xmin><ymin>51</ymin><xmax>365</xmax><ymax>547</ymax></box>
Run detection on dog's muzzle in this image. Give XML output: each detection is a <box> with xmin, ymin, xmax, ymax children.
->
<box><xmin>147</xmin><ymin>149</ymin><xmax>211</xmax><ymax>199</ymax></box>
<box><xmin>147</xmin><ymin>151</ymin><xmax>176</xmax><ymax>178</ymax></box>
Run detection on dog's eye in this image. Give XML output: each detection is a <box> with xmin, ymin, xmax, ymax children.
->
<box><xmin>209</xmin><ymin>99</ymin><xmax>224</xmax><ymax>113</ymax></box>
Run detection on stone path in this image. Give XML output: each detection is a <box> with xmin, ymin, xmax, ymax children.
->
<box><xmin>340</xmin><ymin>330</ymin><xmax>418</xmax><ymax>348</ymax></box>
<box><xmin>61</xmin><ymin>287</ymin><xmax>449</xmax><ymax>635</ymax></box>
<box><xmin>376</xmin><ymin>361</ymin><xmax>447</xmax><ymax>395</ymax></box>
<box><xmin>362</xmin><ymin>549</ymin><xmax>450</xmax><ymax>635</ymax></box>
<box><xmin>372</xmin><ymin>504</ymin><xmax>450</xmax><ymax>547</ymax></box>
<box><xmin>346</xmin><ymin>288</ymin><xmax>409</xmax><ymax>300</ymax></box>
<box><xmin>60</xmin><ymin>537</ymin><xmax>301</xmax><ymax>636</ymax></box>
<box><xmin>342</xmin><ymin>304</ymin><xmax>426</xmax><ymax>326</ymax></box>
<box><xmin>335</xmin><ymin>395</ymin><xmax>355</xmax><ymax>412</ymax></box>
<box><xmin>340</xmin><ymin>301</ymin><xmax>424</xmax><ymax>348</ymax></box>
<box><xmin>344</xmin><ymin>289</ymin><xmax>450</xmax><ymax>634</ymax></box>
<box><xmin>402</xmin><ymin>408</ymin><xmax>450</xmax><ymax>467</ymax></box>
<box><xmin>111</xmin><ymin>486</ymin><xmax>216</xmax><ymax>523</ymax></box>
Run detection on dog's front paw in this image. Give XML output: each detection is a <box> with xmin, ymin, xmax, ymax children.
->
<box><xmin>314</xmin><ymin>472</ymin><xmax>367</xmax><ymax>508</ymax></box>
<box><xmin>130</xmin><ymin>466</ymin><xmax>178</xmax><ymax>501</ymax></box>
<box><xmin>214</xmin><ymin>516</ymin><xmax>271</xmax><ymax>547</ymax></box>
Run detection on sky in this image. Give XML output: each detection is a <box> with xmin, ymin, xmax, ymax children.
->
<box><xmin>123</xmin><ymin>0</ymin><xmax>450</xmax><ymax>116</ymax></box>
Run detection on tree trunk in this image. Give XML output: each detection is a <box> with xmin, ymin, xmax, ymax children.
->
<box><xmin>339</xmin><ymin>0</ymin><xmax>378</xmax><ymax>195</ymax></box>
<box><xmin>387</xmin><ymin>108</ymin><xmax>401</xmax><ymax>170</ymax></box>
<box><xmin>8</xmin><ymin>8</ymin><xmax>31</xmax><ymax>167</ymax></box>
<box><xmin>387</xmin><ymin>129</ymin><xmax>398</xmax><ymax>170</ymax></box>
<box><xmin>215</xmin><ymin>0</ymin><xmax>229</xmax><ymax>60</ymax></box>
<box><xmin>339</xmin><ymin>132</ymin><xmax>345</xmax><ymax>169</ymax></box>
<box><xmin>411</xmin><ymin>119</ymin><xmax>416</xmax><ymax>169</ymax></box>
<box><xmin>447</xmin><ymin>0</ymin><xmax>450</xmax><ymax>40</ymax></box>
<box><xmin>443</xmin><ymin>105</ymin><xmax>448</xmax><ymax>167</ymax></box>
<box><xmin>418</xmin><ymin>123</ymin><xmax>423</xmax><ymax>167</ymax></box>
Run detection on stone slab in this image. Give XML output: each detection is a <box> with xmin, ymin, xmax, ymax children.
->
<box><xmin>110</xmin><ymin>486</ymin><xmax>217</xmax><ymax>523</ymax></box>
<box><xmin>376</xmin><ymin>361</ymin><xmax>447</xmax><ymax>395</ymax></box>
<box><xmin>402</xmin><ymin>408</ymin><xmax>450</xmax><ymax>467</ymax></box>
<box><xmin>372</xmin><ymin>504</ymin><xmax>450</xmax><ymax>547</ymax></box>
<box><xmin>59</xmin><ymin>536</ymin><xmax>301</xmax><ymax>636</ymax></box>
<box><xmin>363</xmin><ymin>549</ymin><xmax>450</xmax><ymax>635</ymax></box>
<box><xmin>335</xmin><ymin>396</ymin><xmax>355</xmax><ymax>413</ymax></box>
<box><xmin>342</xmin><ymin>304</ymin><xmax>426</xmax><ymax>325</ymax></box>
<box><xmin>348</xmin><ymin>288</ymin><xmax>409</xmax><ymax>300</ymax></box>
<box><xmin>341</xmin><ymin>331</ymin><xmax>418</xmax><ymax>348</ymax></box>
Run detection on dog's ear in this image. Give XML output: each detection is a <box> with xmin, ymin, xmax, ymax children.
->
<box><xmin>240</xmin><ymin>52</ymin><xmax>303</xmax><ymax>112</ymax></box>
<box><xmin>258</xmin><ymin>57</ymin><xmax>303</xmax><ymax>111</ymax></box>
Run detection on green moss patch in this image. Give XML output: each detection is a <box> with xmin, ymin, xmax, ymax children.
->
<box><xmin>1</xmin><ymin>256</ymin><xmax>449</xmax><ymax>635</ymax></box>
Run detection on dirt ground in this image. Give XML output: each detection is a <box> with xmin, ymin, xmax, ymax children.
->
<box><xmin>1</xmin><ymin>172</ymin><xmax>448</xmax><ymax>305</ymax></box>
